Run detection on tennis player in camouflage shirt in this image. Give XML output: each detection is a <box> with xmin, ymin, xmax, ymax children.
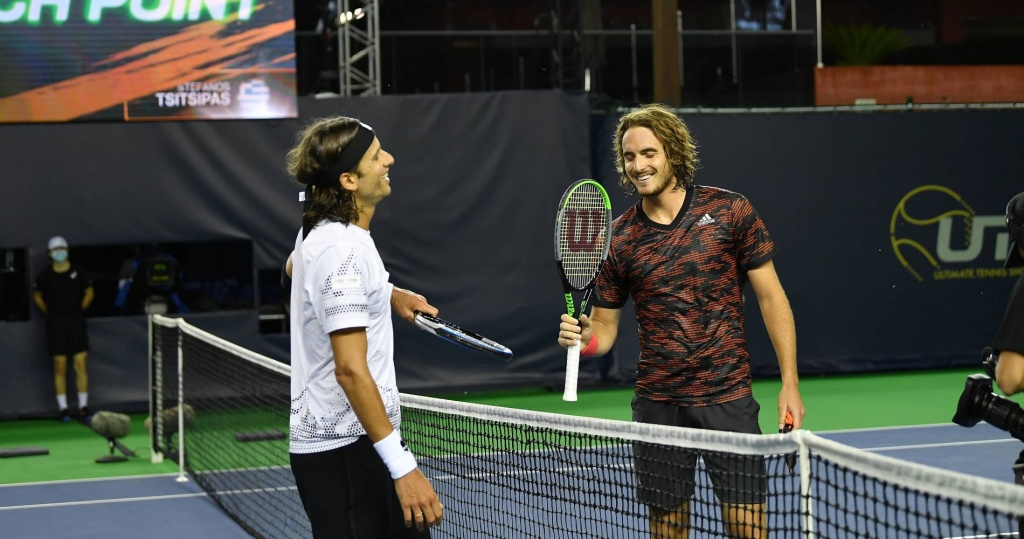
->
<box><xmin>558</xmin><ymin>104</ymin><xmax>805</xmax><ymax>539</ymax></box>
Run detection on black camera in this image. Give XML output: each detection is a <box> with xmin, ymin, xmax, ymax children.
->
<box><xmin>953</xmin><ymin>348</ymin><xmax>1024</xmax><ymax>442</ymax></box>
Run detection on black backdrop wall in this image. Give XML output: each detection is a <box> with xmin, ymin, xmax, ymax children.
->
<box><xmin>594</xmin><ymin>110</ymin><xmax>1024</xmax><ymax>381</ymax></box>
<box><xmin>1</xmin><ymin>92</ymin><xmax>1022</xmax><ymax>418</ymax></box>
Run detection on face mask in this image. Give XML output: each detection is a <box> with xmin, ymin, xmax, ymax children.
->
<box><xmin>51</xmin><ymin>249</ymin><xmax>68</xmax><ymax>263</ymax></box>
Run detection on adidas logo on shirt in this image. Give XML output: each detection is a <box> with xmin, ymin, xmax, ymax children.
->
<box><xmin>696</xmin><ymin>213</ymin><xmax>715</xmax><ymax>226</ymax></box>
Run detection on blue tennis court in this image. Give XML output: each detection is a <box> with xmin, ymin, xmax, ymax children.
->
<box><xmin>0</xmin><ymin>474</ymin><xmax>251</xmax><ymax>538</ymax></box>
<box><xmin>2</xmin><ymin>422</ymin><xmax>1019</xmax><ymax>538</ymax></box>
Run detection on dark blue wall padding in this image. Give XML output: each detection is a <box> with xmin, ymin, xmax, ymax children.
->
<box><xmin>0</xmin><ymin>91</ymin><xmax>594</xmax><ymax>418</ymax></box>
<box><xmin>2</xmin><ymin>94</ymin><xmax>1024</xmax><ymax>419</ymax></box>
<box><xmin>593</xmin><ymin>109</ymin><xmax>1024</xmax><ymax>380</ymax></box>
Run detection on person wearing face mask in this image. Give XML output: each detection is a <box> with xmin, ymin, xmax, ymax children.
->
<box><xmin>33</xmin><ymin>236</ymin><xmax>94</xmax><ymax>421</ymax></box>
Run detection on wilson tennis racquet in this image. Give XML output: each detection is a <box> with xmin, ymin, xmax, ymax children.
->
<box><xmin>555</xmin><ymin>179</ymin><xmax>612</xmax><ymax>401</ymax></box>
<box><xmin>414</xmin><ymin>313</ymin><xmax>513</xmax><ymax>360</ymax></box>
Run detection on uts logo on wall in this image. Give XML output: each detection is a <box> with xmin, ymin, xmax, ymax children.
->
<box><xmin>891</xmin><ymin>185</ymin><xmax>1023</xmax><ymax>282</ymax></box>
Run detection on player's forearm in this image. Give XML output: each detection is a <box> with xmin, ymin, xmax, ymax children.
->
<box><xmin>760</xmin><ymin>295</ymin><xmax>798</xmax><ymax>386</ymax></box>
<box><xmin>334</xmin><ymin>350</ymin><xmax>419</xmax><ymax>482</ymax></box>
<box><xmin>33</xmin><ymin>294</ymin><xmax>47</xmax><ymax>314</ymax></box>
<box><xmin>996</xmin><ymin>350</ymin><xmax>1024</xmax><ymax>396</ymax></box>
<box><xmin>331</xmin><ymin>331</ymin><xmax>395</xmax><ymax>442</ymax></box>
<box><xmin>336</xmin><ymin>368</ymin><xmax>395</xmax><ymax>441</ymax></box>
<box><xmin>587</xmin><ymin>319</ymin><xmax>617</xmax><ymax>356</ymax></box>
<box><xmin>82</xmin><ymin>288</ymin><xmax>95</xmax><ymax>310</ymax></box>
<box><xmin>583</xmin><ymin>306</ymin><xmax>621</xmax><ymax>357</ymax></box>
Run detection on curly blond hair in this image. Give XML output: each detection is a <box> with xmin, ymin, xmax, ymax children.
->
<box><xmin>613</xmin><ymin>104</ymin><xmax>699</xmax><ymax>195</ymax></box>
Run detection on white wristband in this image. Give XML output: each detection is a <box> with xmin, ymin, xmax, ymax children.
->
<box><xmin>373</xmin><ymin>430</ymin><xmax>417</xmax><ymax>479</ymax></box>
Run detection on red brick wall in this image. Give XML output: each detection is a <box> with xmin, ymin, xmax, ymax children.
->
<box><xmin>815</xmin><ymin>65</ymin><xmax>1024</xmax><ymax>105</ymax></box>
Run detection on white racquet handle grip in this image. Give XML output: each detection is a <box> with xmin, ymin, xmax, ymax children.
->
<box><xmin>563</xmin><ymin>343</ymin><xmax>580</xmax><ymax>402</ymax></box>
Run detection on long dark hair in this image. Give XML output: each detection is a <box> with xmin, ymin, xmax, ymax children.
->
<box><xmin>285</xmin><ymin>117</ymin><xmax>363</xmax><ymax>226</ymax></box>
<box><xmin>613</xmin><ymin>104</ymin><xmax>699</xmax><ymax>195</ymax></box>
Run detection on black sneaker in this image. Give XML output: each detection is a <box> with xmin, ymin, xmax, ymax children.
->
<box><xmin>59</xmin><ymin>408</ymin><xmax>71</xmax><ymax>422</ymax></box>
<box><xmin>79</xmin><ymin>406</ymin><xmax>92</xmax><ymax>420</ymax></box>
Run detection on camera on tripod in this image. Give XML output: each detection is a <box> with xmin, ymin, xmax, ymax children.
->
<box><xmin>952</xmin><ymin>348</ymin><xmax>1024</xmax><ymax>441</ymax></box>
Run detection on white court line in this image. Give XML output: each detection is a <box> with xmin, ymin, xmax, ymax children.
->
<box><xmin>947</xmin><ymin>533</ymin><xmax>1018</xmax><ymax>538</ymax></box>
<box><xmin>0</xmin><ymin>492</ymin><xmax>206</xmax><ymax>511</ymax></box>
<box><xmin>210</xmin><ymin>486</ymin><xmax>297</xmax><ymax>496</ymax></box>
<box><xmin>817</xmin><ymin>422</ymin><xmax>995</xmax><ymax>434</ymax></box>
<box><xmin>0</xmin><ymin>484</ymin><xmax>298</xmax><ymax>512</ymax></box>
<box><xmin>0</xmin><ymin>473</ymin><xmax>181</xmax><ymax>489</ymax></box>
<box><xmin>862</xmin><ymin>438</ymin><xmax>1019</xmax><ymax>453</ymax></box>
<box><xmin>823</xmin><ymin>422</ymin><xmax>974</xmax><ymax>434</ymax></box>
<box><xmin>431</xmin><ymin>462</ymin><xmax>633</xmax><ymax>482</ymax></box>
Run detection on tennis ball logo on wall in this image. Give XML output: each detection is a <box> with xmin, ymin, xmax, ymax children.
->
<box><xmin>890</xmin><ymin>185</ymin><xmax>1022</xmax><ymax>282</ymax></box>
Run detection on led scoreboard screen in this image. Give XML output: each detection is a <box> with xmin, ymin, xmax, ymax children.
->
<box><xmin>0</xmin><ymin>0</ymin><xmax>298</xmax><ymax>123</ymax></box>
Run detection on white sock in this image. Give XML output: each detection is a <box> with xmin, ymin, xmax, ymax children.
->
<box><xmin>78</xmin><ymin>392</ymin><xmax>88</xmax><ymax>407</ymax></box>
<box><xmin>57</xmin><ymin>394</ymin><xmax>68</xmax><ymax>410</ymax></box>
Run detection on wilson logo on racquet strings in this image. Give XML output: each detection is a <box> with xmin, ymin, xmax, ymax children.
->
<box><xmin>565</xmin><ymin>210</ymin><xmax>606</xmax><ymax>251</ymax></box>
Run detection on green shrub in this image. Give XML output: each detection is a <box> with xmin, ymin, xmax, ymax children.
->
<box><xmin>823</xmin><ymin>23</ymin><xmax>913</xmax><ymax>66</ymax></box>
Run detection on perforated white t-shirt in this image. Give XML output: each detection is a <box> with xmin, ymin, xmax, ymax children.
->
<box><xmin>289</xmin><ymin>222</ymin><xmax>399</xmax><ymax>454</ymax></box>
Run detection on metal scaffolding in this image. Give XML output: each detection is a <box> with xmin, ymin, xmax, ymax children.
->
<box><xmin>549</xmin><ymin>0</ymin><xmax>583</xmax><ymax>91</ymax></box>
<box><xmin>336</xmin><ymin>0</ymin><xmax>381</xmax><ymax>96</ymax></box>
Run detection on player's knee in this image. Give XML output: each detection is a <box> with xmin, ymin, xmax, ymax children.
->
<box><xmin>722</xmin><ymin>504</ymin><xmax>766</xmax><ymax>539</ymax></box>
<box><xmin>649</xmin><ymin>504</ymin><xmax>690</xmax><ymax>539</ymax></box>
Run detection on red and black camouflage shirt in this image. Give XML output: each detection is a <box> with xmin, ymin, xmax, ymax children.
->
<box><xmin>592</xmin><ymin>185</ymin><xmax>777</xmax><ymax>407</ymax></box>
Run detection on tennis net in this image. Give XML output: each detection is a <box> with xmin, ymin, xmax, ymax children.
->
<box><xmin>149</xmin><ymin>314</ymin><xmax>1024</xmax><ymax>538</ymax></box>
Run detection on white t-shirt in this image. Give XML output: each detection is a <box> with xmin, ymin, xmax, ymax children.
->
<box><xmin>289</xmin><ymin>221</ymin><xmax>399</xmax><ymax>454</ymax></box>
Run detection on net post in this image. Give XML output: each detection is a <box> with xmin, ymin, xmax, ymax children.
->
<box><xmin>175</xmin><ymin>326</ymin><xmax>188</xmax><ymax>483</ymax></box>
<box><xmin>798</xmin><ymin>433</ymin><xmax>814</xmax><ymax>538</ymax></box>
<box><xmin>148</xmin><ymin>314</ymin><xmax>163</xmax><ymax>464</ymax></box>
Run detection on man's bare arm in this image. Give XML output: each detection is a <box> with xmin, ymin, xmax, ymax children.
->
<box><xmin>330</xmin><ymin>328</ymin><xmax>442</xmax><ymax>528</ymax></box>
<box><xmin>33</xmin><ymin>291</ymin><xmax>47</xmax><ymax>315</ymax></box>
<box><xmin>330</xmin><ymin>328</ymin><xmax>394</xmax><ymax>441</ymax></box>
<box><xmin>748</xmin><ymin>260</ymin><xmax>804</xmax><ymax>429</ymax></box>
<box><xmin>996</xmin><ymin>350</ymin><xmax>1024</xmax><ymax>395</ymax></box>
<box><xmin>82</xmin><ymin>286</ymin><xmax>95</xmax><ymax>310</ymax></box>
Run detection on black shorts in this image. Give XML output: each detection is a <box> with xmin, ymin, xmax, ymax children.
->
<box><xmin>631</xmin><ymin>395</ymin><xmax>767</xmax><ymax>508</ymax></box>
<box><xmin>47</xmin><ymin>315</ymin><xmax>89</xmax><ymax>356</ymax></box>
<box><xmin>290</xmin><ymin>436</ymin><xmax>431</xmax><ymax>539</ymax></box>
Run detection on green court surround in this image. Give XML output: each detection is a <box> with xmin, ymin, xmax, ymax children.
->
<box><xmin>0</xmin><ymin>367</ymin><xmax>1010</xmax><ymax>486</ymax></box>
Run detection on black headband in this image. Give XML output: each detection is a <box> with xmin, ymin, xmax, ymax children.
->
<box><xmin>302</xmin><ymin>122</ymin><xmax>375</xmax><ymax>239</ymax></box>
<box><xmin>309</xmin><ymin>122</ymin><xmax>376</xmax><ymax>187</ymax></box>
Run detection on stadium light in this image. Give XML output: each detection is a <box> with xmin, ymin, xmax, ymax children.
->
<box><xmin>337</xmin><ymin>8</ymin><xmax>365</xmax><ymax>26</ymax></box>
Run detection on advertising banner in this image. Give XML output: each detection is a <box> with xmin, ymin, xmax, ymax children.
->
<box><xmin>0</xmin><ymin>0</ymin><xmax>297</xmax><ymax>122</ymax></box>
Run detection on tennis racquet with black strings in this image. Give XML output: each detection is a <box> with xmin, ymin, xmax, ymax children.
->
<box><xmin>555</xmin><ymin>179</ymin><xmax>612</xmax><ymax>402</ymax></box>
<box><xmin>414</xmin><ymin>312</ymin><xmax>513</xmax><ymax>360</ymax></box>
